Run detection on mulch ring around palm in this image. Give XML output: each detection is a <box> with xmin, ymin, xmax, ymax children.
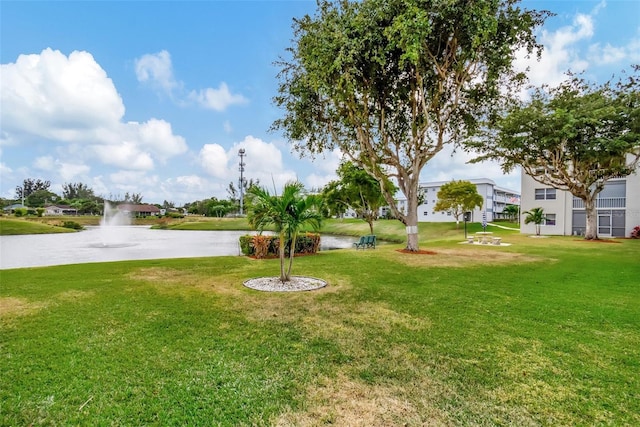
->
<box><xmin>243</xmin><ymin>276</ymin><xmax>327</xmax><ymax>292</ymax></box>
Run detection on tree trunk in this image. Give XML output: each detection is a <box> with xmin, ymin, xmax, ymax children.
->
<box><xmin>584</xmin><ymin>197</ymin><xmax>598</xmax><ymax>240</ymax></box>
<box><xmin>286</xmin><ymin>233</ymin><xmax>297</xmax><ymax>280</ymax></box>
<box><xmin>367</xmin><ymin>218</ymin><xmax>374</xmax><ymax>235</ymax></box>
<box><xmin>278</xmin><ymin>233</ymin><xmax>287</xmax><ymax>282</ymax></box>
<box><xmin>405</xmin><ymin>196</ymin><xmax>419</xmax><ymax>251</ymax></box>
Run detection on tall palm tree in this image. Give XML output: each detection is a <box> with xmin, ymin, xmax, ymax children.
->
<box><xmin>247</xmin><ymin>181</ymin><xmax>323</xmax><ymax>282</ymax></box>
<box><xmin>523</xmin><ymin>207</ymin><xmax>545</xmax><ymax>236</ymax></box>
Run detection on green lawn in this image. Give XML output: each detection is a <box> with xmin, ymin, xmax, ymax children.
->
<box><xmin>0</xmin><ymin>218</ymin><xmax>77</xmax><ymax>235</ymax></box>
<box><xmin>1</xmin><ymin>223</ymin><xmax>638</xmax><ymax>425</ymax></box>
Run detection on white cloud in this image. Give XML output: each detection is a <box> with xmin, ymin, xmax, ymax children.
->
<box><xmin>189</xmin><ymin>82</ymin><xmax>248</xmax><ymax>111</ymax></box>
<box><xmin>131</xmin><ymin>118</ymin><xmax>188</xmax><ymax>161</ymax></box>
<box><xmin>30</xmin><ymin>155</ymin><xmax>91</xmax><ymax>185</ymax></box>
<box><xmin>231</xmin><ymin>135</ymin><xmax>297</xmax><ymax>189</ymax></box>
<box><xmin>515</xmin><ymin>13</ymin><xmax>594</xmax><ymax>89</ymax></box>
<box><xmin>300</xmin><ymin>148</ymin><xmax>343</xmax><ymax>189</ymax></box>
<box><xmin>33</xmin><ymin>156</ymin><xmax>56</xmax><ymax>171</ymax></box>
<box><xmin>197</xmin><ymin>135</ymin><xmax>298</xmax><ymax>193</ymax></box>
<box><xmin>134</xmin><ymin>50</ymin><xmax>180</xmax><ymax>95</ymax></box>
<box><xmin>163</xmin><ymin>175</ymin><xmax>228</xmax><ymax>202</ymax></box>
<box><xmin>93</xmin><ymin>141</ymin><xmax>154</xmax><ymax>171</ymax></box>
<box><xmin>1</xmin><ymin>48</ymin><xmax>125</xmax><ymax>141</ymax></box>
<box><xmin>199</xmin><ymin>143</ymin><xmax>230</xmax><ymax>179</ymax></box>
<box><xmin>421</xmin><ymin>146</ymin><xmax>520</xmax><ymax>191</ymax></box>
<box><xmin>1</xmin><ymin>48</ymin><xmax>187</xmax><ymax>175</ymax></box>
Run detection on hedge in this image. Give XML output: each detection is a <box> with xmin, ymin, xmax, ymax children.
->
<box><xmin>239</xmin><ymin>233</ymin><xmax>321</xmax><ymax>259</ymax></box>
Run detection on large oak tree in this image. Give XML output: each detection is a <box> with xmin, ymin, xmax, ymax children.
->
<box><xmin>272</xmin><ymin>0</ymin><xmax>547</xmax><ymax>250</ymax></box>
<box><xmin>468</xmin><ymin>70</ymin><xmax>640</xmax><ymax>239</ymax></box>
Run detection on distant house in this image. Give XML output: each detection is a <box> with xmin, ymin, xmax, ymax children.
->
<box><xmin>2</xmin><ymin>203</ymin><xmax>26</xmax><ymax>213</ymax></box>
<box><xmin>44</xmin><ymin>205</ymin><xmax>78</xmax><ymax>216</ymax></box>
<box><xmin>116</xmin><ymin>203</ymin><xmax>161</xmax><ymax>217</ymax></box>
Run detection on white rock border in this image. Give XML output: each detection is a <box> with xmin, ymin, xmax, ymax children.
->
<box><xmin>243</xmin><ymin>276</ymin><xmax>327</xmax><ymax>292</ymax></box>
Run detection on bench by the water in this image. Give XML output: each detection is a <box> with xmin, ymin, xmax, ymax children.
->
<box><xmin>354</xmin><ymin>235</ymin><xmax>376</xmax><ymax>249</ymax></box>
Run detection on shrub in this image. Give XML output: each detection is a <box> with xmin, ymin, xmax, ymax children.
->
<box><xmin>239</xmin><ymin>233</ymin><xmax>321</xmax><ymax>258</ymax></box>
<box><xmin>62</xmin><ymin>221</ymin><xmax>83</xmax><ymax>230</ymax></box>
<box><xmin>14</xmin><ymin>208</ymin><xmax>27</xmax><ymax>217</ymax></box>
<box><xmin>36</xmin><ymin>208</ymin><xmax>45</xmax><ymax>217</ymax></box>
<box><xmin>631</xmin><ymin>226</ymin><xmax>640</xmax><ymax>239</ymax></box>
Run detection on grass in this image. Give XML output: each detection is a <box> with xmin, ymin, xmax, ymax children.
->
<box><xmin>0</xmin><ymin>218</ymin><xmax>77</xmax><ymax>235</ymax></box>
<box><xmin>1</xmin><ymin>221</ymin><xmax>638</xmax><ymax>425</ymax></box>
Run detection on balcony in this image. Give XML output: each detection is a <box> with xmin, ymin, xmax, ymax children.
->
<box><xmin>572</xmin><ymin>197</ymin><xmax>626</xmax><ymax>209</ymax></box>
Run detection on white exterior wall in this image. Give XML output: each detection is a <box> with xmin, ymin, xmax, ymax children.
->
<box><xmin>624</xmin><ymin>172</ymin><xmax>640</xmax><ymax>235</ymax></box>
<box><xmin>520</xmin><ymin>163</ymin><xmax>640</xmax><ymax>237</ymax></box>
<box><xmin>520</xmin><ymin>174</ymin><xmax>572</xmax><ymax>235</ymax></box>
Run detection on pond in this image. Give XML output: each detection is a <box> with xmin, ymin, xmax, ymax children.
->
<box><xmin>0</xmin><ymin>226</ymin><xmax>357</xmax><ymax>270</ymax></box>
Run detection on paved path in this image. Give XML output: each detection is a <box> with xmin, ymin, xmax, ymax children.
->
<box><xmin>487</xmin><ymin>222</ymin><xmax>520</xmax><ymax>231</ymax></box>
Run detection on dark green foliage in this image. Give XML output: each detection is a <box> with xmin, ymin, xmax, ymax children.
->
<box><xmin>62</xmin><ymin>221</ymin><xmax>83</xmax><ymax>230</ymax></box>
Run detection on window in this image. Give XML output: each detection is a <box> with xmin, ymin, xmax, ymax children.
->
<box><xmin>447</xmin><ymin>212</ymin><xmax>452</xmax><ymax>216</ymax></box>
<box><xmin>544</xmin><ymin>214</ymin><xmax>556</xmax><ymax>226</ymax></box>
<box><xmin>535</xmin><ymin>188</ymin><xmax>556</xmax><ymax>200</ymax></box>
<box><xmin>423</xmin><ymin>212</ymin><xmax>428</xmax><ymax>216</ymax></box>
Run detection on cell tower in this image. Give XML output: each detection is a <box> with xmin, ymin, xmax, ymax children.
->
<box><xmin>238</xmin><ymin>148</ymin><xmax>246</xmax><ymax>215</ymax></box>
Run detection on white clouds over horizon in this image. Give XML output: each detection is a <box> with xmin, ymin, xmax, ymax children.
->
<box><xmin>0</xmin><ymin>48</ymin><xmax>187</xmax><ymax>169</ymax></box>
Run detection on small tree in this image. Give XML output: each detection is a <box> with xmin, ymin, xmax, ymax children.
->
<box><xmin>502</xmin><ymin>204</ymin><xmax>520</xmax><ymax>223</ymax></box>
<box><xmin>433</xmin><ymin>181</ymin><xmax>484</xmax><ymax>229</ymax></box>
<box><xmin>523</xmin><ymin>207</ymin><xmax>545</xmax><ymax>236</ymax></box>
<box><xmin>321</xmin><ymin>162</ymin><xmax>396</xmax><ymax>234</ymax></box>
<box><xmin>247</xmin><ymin>182</ymin><xmax>323</xmax><ymax>282</ymax></box>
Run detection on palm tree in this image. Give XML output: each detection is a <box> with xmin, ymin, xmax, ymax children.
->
<box><xmin>523</xmin><ymin>207</ymin><xmax>545</xmax><ymax>236</ymax></box>
<box><xmin>503</xmin><ymin>204</ymin><xmax>520</xmax><ymax>223</ymax></box>
<box><xmin>247</xmin><ymin>181</ymin><xmax>323</xmax><ymax>282</ymax></box>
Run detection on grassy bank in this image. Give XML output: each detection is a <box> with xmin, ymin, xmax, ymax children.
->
<box><xmin>0</xmin><ymin>218</ymin><xmax>77</xmax><ymax>235</ymax></box>
<box><xmin>1</xmin><ymin>228</ymin><xmax>638</xmax><ymax>425</ymax></box>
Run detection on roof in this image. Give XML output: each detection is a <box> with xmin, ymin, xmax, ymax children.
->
<box><xmin>117</xmin><ymin>203</ymin><xmax>161</xmax><ymax>213</ymax></box>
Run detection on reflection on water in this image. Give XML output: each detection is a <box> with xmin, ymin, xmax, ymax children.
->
<box><xmin>0</xmin><ymin>226</ymin><xmax>357</xmax><ymax>269</ymax></box>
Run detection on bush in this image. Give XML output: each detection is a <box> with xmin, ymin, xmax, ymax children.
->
<box><xmin>239</xmin><ymin>233</ymin><xmax>321</xmax><ymax>258</ymax></box>
<box><xmin>631</xmin><ymin>226</ymin><xmax>640</xmax><ymax>239</ymax></box>
<box><xmin>36</xmin><ymin>207</ymin><xmax>45</xmax><ymax>217</ymax></box>
<box><xmin>62</xmin><ymin>221</ymin><xmax>83</xmax><ymax>230</ymax></box>
<box><xmin>14</xmin><ymin>208</ymin><xmax>27</xmax><ymax>217</ymax></box>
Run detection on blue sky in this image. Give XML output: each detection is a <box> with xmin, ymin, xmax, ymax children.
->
<box><xmin>1</xmin><ymin>0</ymin><xmax>638</xmax><ymax>205</ymax></box>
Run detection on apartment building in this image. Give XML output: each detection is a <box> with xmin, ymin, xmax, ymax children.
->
<box><xmin>394</xmin><ymin>178</ymin><xmax>520</xmax><ymax>223</ymax></box>
<box><xmin>520</xmin><ymin>168</ymin><xmax>640</xmax><ymax>237</ymax></box>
